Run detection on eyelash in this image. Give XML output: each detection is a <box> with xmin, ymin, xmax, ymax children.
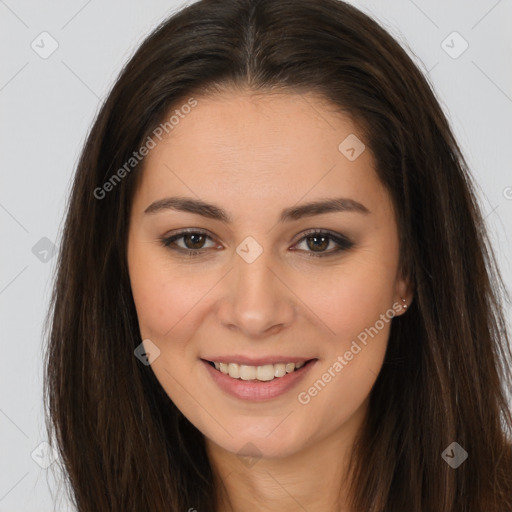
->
<box><xmin>160</xmin><ymin>228</ymin><xmax>354</xmax><ymax>258</ymax></box>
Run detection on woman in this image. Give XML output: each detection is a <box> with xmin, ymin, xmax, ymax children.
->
<box><xmin>43</xmin><ymin>0</ymin><xmax>512</xmax><ymax>510</ymax></box>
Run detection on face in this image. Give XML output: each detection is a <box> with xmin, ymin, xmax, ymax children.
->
<box><xmin>127</xmin><ymin>90</ymin><xmax>410</xmax><ymax>461</ymax></box>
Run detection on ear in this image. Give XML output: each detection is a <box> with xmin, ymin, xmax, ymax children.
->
<box><xmin>393</xmin><ymin>269</ymin><xmax>414</xmax><ymax>316</ymax></box>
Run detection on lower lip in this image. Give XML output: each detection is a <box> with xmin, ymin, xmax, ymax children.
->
<box><xmin>201</xmin><ymin>359</ymin><xmax>318</xmax><ymax>401</ymax></box>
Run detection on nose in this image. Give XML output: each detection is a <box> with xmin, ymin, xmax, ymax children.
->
<box><xmin>216</xmin><ymin>245</ymin><xmax>296</xmax><ymax>338</ymax></box>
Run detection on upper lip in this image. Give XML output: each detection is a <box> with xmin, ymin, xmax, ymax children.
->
<box><xmin>202</xmin><ymin>356</ymin><xmax>317</xmax><ymax>366</ymax></box>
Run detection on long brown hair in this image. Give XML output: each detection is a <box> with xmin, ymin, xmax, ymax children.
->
<box><xmin>43</xmin><ymin>0</ymin><xmax>512</xmax><ymax>510</ymax></box>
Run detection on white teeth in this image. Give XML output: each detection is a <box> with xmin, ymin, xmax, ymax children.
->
<box><xmin>239</xmin><ymin>365</ymin><xmax>256</xmax><ymax>380</ymax></box>
<box><xmin>212</xmin><ymin>360</ymin><xmax>308</xmax><ymax>381</ymax></box>
<box><xmin>273</xmin><ymin>363</ymin><xmax>286</xmax><ymax>378</ymax></box>
<box><xmin>256</xmin><ymin>364</ymin><xmax>275</xmax><ymax>381</ymax></box>
<box><xmin>228</xmin><ymin>363</ymin><xmax>240</xmax><ymax>379</ymax></box>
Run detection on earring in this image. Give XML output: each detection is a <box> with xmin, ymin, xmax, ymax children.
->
<box><xmin>401</xmin><ymin>297</ymin><xmax>408</xmax><ymax>310</ymax></box>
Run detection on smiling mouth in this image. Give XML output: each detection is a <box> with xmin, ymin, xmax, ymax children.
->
<box><xmin>205</xmin><ymin>359</ymin><xmax>317</xmax><ymax>382</ymax></box>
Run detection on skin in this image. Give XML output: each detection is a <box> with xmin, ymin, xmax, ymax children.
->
<box><xmin>127</xmin><ymin>89</ymin><xmax>412</xmax><ymax>512</ymax></box>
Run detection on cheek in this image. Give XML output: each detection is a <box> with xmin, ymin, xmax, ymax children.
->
<box><xmin>294</xmin><ymin>310</ymin><xmax>391</xmax><ymax>443</ymax></box>
<box><xmin>128</xmin><ymin>240</ymin><xmax>202</xmax><ymax>342</ymax></box>
<box><xmin>130</xmin><ymin>272</ymin><xmax>211</xmax><ymax>345</ymax></box>
<box><xmin>291</xmin><ymin>256</ymin><xmax>397</xmax><ymax>416</ymax></box>
<box><xmin>297</xmin><ymin>259</ymin><xmax>397</xmax><ymax>344</ymax></box>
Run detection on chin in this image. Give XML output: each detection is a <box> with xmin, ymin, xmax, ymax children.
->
<box><xmin>207</xmin><ymin>427</ymin><xmax>307</xmax><ymax>461</ymax></box>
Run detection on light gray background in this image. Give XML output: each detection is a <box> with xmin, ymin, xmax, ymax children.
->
<box><xmin>1</xmin><ymin>0</ymin><xmax>511</xmax><ymax>510</ymax></box>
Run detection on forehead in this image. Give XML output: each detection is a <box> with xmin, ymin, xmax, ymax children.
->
<box><xmin>132</xmin><ymin>90</ymin><xmax>385</xmax><ymax>216</ymax></box>
<box><xmin>148</xmin><ymin>90</ymin><xmax>365</xmax><ymax>164</ymax></box>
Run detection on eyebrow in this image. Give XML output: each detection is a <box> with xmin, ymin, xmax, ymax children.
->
<box><xmin>144</xmin><ymin>196</ymin><xmax>370</xmax><ymax>223</ymax></box>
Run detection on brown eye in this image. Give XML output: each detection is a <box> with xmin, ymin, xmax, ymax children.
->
<box><xmin>161</xmin><ymin>229</ymin><xmax>217</xmax><ymax>256</ymax></box>
<box><xmin>305</xmin><ymin>234</ymin><xmax>330</xmax><ymax>252</ymax></box>
<box><xmin>293</xmin><ymin>230</ymin><xmax>354</xmax><ymax>258</ymax></box>
<box><xmin>181</xmin><ymin>233</ymin><xmax>207</xmax><ymax>250</ymax></box>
